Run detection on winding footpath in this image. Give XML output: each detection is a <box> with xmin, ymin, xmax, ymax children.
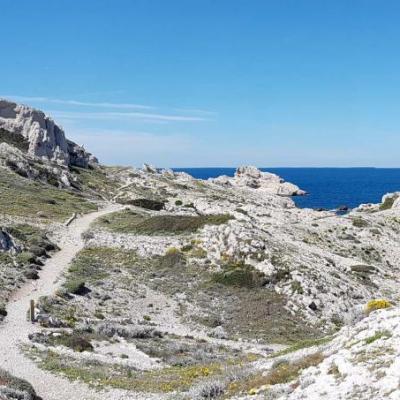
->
<box><xmin>0</xmin><ymin>204</ymin><xmax>159</xmax><ymax>400</ymax></box>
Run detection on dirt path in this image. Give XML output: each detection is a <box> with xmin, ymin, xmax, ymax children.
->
<box><xmin>0</xmin><ymin>205</ymin><xmax>163</xmax><ymax>400</ymax></box>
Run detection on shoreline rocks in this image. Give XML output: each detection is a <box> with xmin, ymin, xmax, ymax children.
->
<box><xmin>211</xmin><ymin>165</ymin><xmax>307</xmax><ymax>196</ymax></box>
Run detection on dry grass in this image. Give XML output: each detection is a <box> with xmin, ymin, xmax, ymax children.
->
<box><xmin>0</xmin><ymin>167</ymin><xmax>97</xmax><ymax>221</ymax></box>
<box><xmin>226</xmin><ymin>352</ymin><xmax>325</xmax><ymax>396</ymax></box>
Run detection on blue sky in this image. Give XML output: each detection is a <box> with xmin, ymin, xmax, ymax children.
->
<box><xmin>1</xmin><ymin>0</ymin><xmax>400</xmax><ymax>167</ymax></box>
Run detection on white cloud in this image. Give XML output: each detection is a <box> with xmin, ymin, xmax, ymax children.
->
<box><xmin>1</xmin><ymin>95</ymin><xmax>213</xmax><ymax>123</ymax></box>
<box><xmin>50</xmin><ymin>110</ymin><xmax>209</xmax><ymax>122</ymax></box>
<box><xmin>1</xmin><ymin>95</ymin><xmax>153</xmax><ymax>110</ymax></box>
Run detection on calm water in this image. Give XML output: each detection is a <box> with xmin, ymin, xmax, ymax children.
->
<box><xmin>173</xmin><ymin>168</ymin><xmax>400</xmax><ymax>210</ymax></box>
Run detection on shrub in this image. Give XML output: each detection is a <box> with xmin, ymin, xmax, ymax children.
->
<box><xmin>352</xmin><ymin>217</ymin><xmax>369</xmax><ymax>228</ymax></box>
<box><xmin>366</xmin><ymin>299</ymin><xmax>392</xmax><ymax>313</ymax></box>
<box><xmin>233</xmin><ymin>353</ymin><xmax>324</xmax><ymax>395</ymax></box>
<box><xmin>64</xmin><ymin>279</ymin><xmax>87</xmax><ymax>295</ymax></box>
<box><xmin>0</xmin><ymin>304</ymin><xmax>7</xmax><ymax>317</ymax></box>
<box><xmin>364</xmin><ymin>329</ymin><xmax>392</xmax><ymax>344</ymax></box>
<box><xmin>15</xmin><ymin>251</ymin><xmax>36</xmax><ymax>265</ymax></box>
<box><xmin>380</xmin><ymin>195</ymin><xmax>398</xmax><ymax>211</ymax></box>
<box><xmin>97</xmin><ymin>210</ymin><xmax>234</xmax><ymax>235</ymax></box>
<box><xmin>0</xmin><ymin>128</ymin><xmax>29</xmax><ymax>151</ymax></box>
<box><xmin>127</xmin><ymin>198</ymin><xmax>165</xmax><ymax>211</ymax></box>
<box><xmin>54</xmin><ymin>333</ymin><xmax>94</xmax><ymax>352</ymax></box>
<box><xmin>165</xmin><ymin>247</ymin><xmax>180</xmax><ymax>255</ymax></box>
<box><xmin>291</xmin><ymin>281</ymin><xmax>304</xmax><ymax>294</ymax></box>
<box><xmin>212</xmin><ymin>262</ymin><xmax>266</xmax><ymax>289</ymax></box>
<box><xmin>175</xmin><ymin>200</ymin><xmax>183</xmax><ymax>206</ymax></box>
<box><xmin>189</xmin><ymin>379</ymin><xmax>226</xmax><ymax>399</ymax></box>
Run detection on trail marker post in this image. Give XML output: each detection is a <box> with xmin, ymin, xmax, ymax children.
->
<box><xmin>30</xmin><ymin>299</ymin><xmax>35</xmax><ymax>323</ymax></box>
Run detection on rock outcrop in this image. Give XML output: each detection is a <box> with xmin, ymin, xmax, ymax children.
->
<box><xmin>0</xmin><ymin>143</ymin><xmax>75</xmax><ymax>188</ymax></box>
<box><xmin>0</xmin><ymin>99</ymin><xmax>97</xmax><ymax>168</ymax></box>
<box><xmin>211</xmin><ymin>165</ymin><xmax>306</xmax><ymax>196</ymax></box>
<box><xmin>0</xmin><ymin>229</ymin><xmax>19</xmax><ymax>254</ymax></box>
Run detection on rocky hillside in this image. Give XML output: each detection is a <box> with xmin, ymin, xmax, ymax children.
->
<box><xmin>0</xmin><ymin>99</ymin><xmax>97</xmax><ymax>168</ymax></box>
<box><xmin>0</xmin><ymin>100</ymin><xmax>399</xmax><ymax>400</ymax></box>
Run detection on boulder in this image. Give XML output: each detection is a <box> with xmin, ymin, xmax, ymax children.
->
<box><xmin>0</xmin><ymin>229</ymin><xmax>19</xmax><ymax>253</ymax></box>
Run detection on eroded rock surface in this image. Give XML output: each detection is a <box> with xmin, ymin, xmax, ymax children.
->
<box><xmin>0</xmin><ymin>99</ymin><xmax>97</xmax><ymax>168</ymax></box>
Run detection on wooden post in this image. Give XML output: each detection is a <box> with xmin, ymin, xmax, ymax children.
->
<box><xmin>30</xmin><ymin>299</ymin><xmax>35</xmax><ymax>323</ymax></box>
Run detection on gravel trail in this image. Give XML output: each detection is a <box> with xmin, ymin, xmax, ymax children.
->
<box><xmin>0</xmin><ymin>205</ymin><xmax>163</xmax><ymax>400</ymax></box>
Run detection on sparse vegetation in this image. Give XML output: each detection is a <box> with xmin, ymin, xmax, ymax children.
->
<box><xmin>379</xmin><ymin>195</ymin><xmax>398</xmax><ymax>211</ymax></box>
<box><xmin>352</xmin><ymin>217</ymin><xmax>369</xmax><ymax>228</ymax></box>
<box><xmin>0</xmin><ymin>128</ymin><xmax>29</xmax><ymax>152</ymax></box>
<box><xmin>366</xmin><ymin>299</ymin><xmax>392</xmax><ymax>314</ymax></box>
<box><xmin>95</xmin><ymin>209</ymin><xmax>234</xmax><ymax>235</ymax></box>
<box><xmin>364</xmin><ymin>330</ymin><xmax>392</xmax><ymax>344</ymax></box>
<box><xmin>0</xmin><ymin>167</ymin><xmax>97</xmax><ymax>221</ymax></box>
<box><xmin>212</xmin><ymin>262</ymin><xmax>266</xmax><ymax>288</ymax></box>
<box><xmin>272</xmin><ymin>336</ymin><xmax>334</xmax><ymax>358</ymax></box>
<box><xmin>226</xmin><ymin>352</ymin><xmax>325</xmax><ymax>396</ymax></box>
<box><xmin>119</xmin><ymin>198</ymin><xmax>166</xmax><ymax>211</ymax></box>
<box><xmin>64</xmin><ymin>279</ymin><xmax>87</xmax><ymax>295</ymax></box>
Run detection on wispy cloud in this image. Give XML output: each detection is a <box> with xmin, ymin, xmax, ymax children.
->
<box><xmin>1</xmin><ymin>95</ymin><xmax>213</xmax><ymax>123</ymax></box>
<box><xmin>50</xmin><ymin>110</ymin><xmax>209</xmax><ymax>122</ymax></box>
<box><xmin>2</xmin><ymin>95</ymin><xmax>153</xmax><ymax>110</ymax></box>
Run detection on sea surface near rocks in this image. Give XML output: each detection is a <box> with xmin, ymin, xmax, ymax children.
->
<box><xmin>173</xmin><ymin>167</ymin><xmax>400</xmax><ymax>210</ymax></box>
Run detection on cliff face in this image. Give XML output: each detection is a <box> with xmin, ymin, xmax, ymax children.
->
<box><xmin>0</xmin><ymin>99</ymin><xmax>97</xmax><ymax>168</ymax></box>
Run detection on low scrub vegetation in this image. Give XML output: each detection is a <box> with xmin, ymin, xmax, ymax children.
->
<box><xmin>364</xmin><ymin>330</ymin><xmax>392</xmax><ymax>344</ymax></box>
<box><xmin>96</xmin><ymin>209</ymin><xmax>234</xmax><ymax>235</ymax></box>
<box><xmin>212</xmin><ymin>262</ymin><xmax>267</xmax><ymax>288</ymax></box>
<box><xmin>365</xmin><ymin>299</ymin><xmax>392</xmax><ymax>314</ymax></box>
<box><xmin>0</xmin><ymin>128</ymin><xmax>29</xmax><ymax>152</ymax></box>
<box><xmin>352</xmin><ymin>217</ymin><xmax>369</xmax><ymax>228</ymax></box>
<box><xmin>227</xmin><ymin>352</ymin><xmax>325</xmax><ymax>396</ymax></box>
<box><xmin>272</xmin><ymin>336</ymin><xmax>334</xmax><ymax>358</ymax></box>
<box><xmin>379</xmin><ymin>195</ymin><xmax>398</xmax><ymax>211</ymax></box>
<box><xmin>0</xmin><ymin>167</ymin><xmax>97</xmax><ymax>221</ymax></box>
<box><xmin>118</xmin><ymin>198</ymin><xmax>166</xmax><ymax>211</ymax></box>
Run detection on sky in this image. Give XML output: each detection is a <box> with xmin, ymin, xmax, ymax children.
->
<box><xmin>1</xmin><ymin>0</ymin><xmax>400</xmax><ymax>167</ymax></box>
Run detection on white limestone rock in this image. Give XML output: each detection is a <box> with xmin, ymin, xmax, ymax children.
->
<box><xmin>282</xmin><ymin>307</ymin><xmax>400</xmax><ymax>400</ymax></box>
<box><xmin>0</xmin><ymin>98</ymin><xmax>97</xmax><ymax>168</ymax></box>
<box><xmin>211</xmin><ymin>165</ymin><xmax>306</xmax><ymax>196</ymax></box>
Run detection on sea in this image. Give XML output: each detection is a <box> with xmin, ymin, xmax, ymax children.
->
<box><xmin>172</xmin><ymin>168</ymin><xmax>400</xmax><ymax>211</ymax></box>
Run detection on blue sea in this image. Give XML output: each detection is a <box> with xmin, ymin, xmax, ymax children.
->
<box><xmin>173</xmin><ymin>168</ymin><xmax>400</xmax><ymax>210</ymax></box>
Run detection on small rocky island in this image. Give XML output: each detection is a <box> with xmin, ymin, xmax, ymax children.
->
<box><xmin>0</xmin><ymin>99</ymin><xmax>399</xmax><ymax>400</ymax></box>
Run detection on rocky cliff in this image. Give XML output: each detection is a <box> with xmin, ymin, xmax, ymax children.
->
<box><xmin>0</xmin><ymin>99</ymin><xmax>97</xmax><ymax>168</ymax></box>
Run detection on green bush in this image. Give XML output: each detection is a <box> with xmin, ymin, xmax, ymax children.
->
<box><xmin>380</xmin><ymin>195</ymin><xmax>398</xmax><ymax>211</ymax></box>
<box><xmin>212</xmin><ymin>262</ymin><xmax>266</xmax><ymax>289</ymax></box>
<box><xmin>97</xmin><ymin>210</ymin><xmax>234</xmax><ymax>235</ymax></box>
<box><xmin>352</xmin><ymin>217</ymin><xmax>369</xmax><ymax>228</ymax></box>
<box><xmin>121</xmin><ymin>198</ymin><xmax>166</xmax><ymax>211</ymax></box>
<box><xmin>64</xmin><ymin>279</ymin><xmax>87</xmax><ymax>295</ymax></box>
<box><xmin>53</xmin><ymin>333</ymin><xmax>94</xmax><ymax>352</ymax></box>
<box><xmin>0</xmin><ymin>128</ymin><xmax>29</xmax><ymax>151</ymax></box>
